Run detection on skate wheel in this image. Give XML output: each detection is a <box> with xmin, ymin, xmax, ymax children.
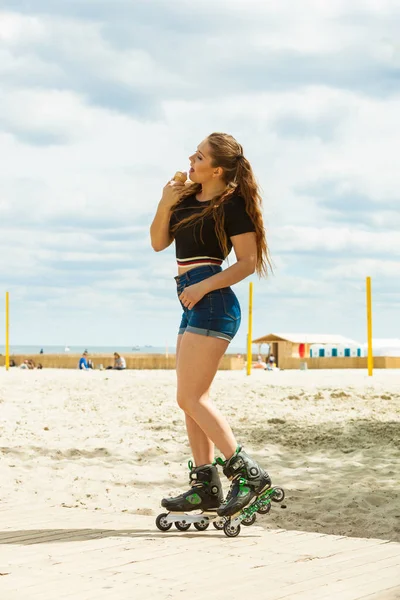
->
<box><xmin>223</xmin><ymin>521</ymin><xmax>241</xmax><ymax>538</ymax></box>
<box><xmin>272</xmin><ymin>487</ymin><xmax>285</xmax><ymax>503</ymax></box>
<box><xmin>213</xmin><ymin>518</ymin><xmax>225</xmax><ymax>530</ymax></box>
<box><xmin>242</xmin><ymin>513</ymin><xmax>257</xmax><ymax>526</ymax></box>
<box><xmin>156</xmin><ymin>513</ymin><xmax>173</xmax><ymax>532</ymax></box>
<box><xmin>257</xmin><ymin>502</ymin><xmax>271</xmax><ymax>515</ymax></box>
<box><xmin>194</xmin><ymin>521</ymin><xmax>209</xmax><ymax>531</ymax></box>
<box><xmin>175</xmin><ymin>521</ymin><xmax>191</xmax><ymax>531</ymax></box>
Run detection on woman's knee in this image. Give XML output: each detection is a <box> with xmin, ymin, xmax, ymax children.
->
<box><xmin>176</xmin><ymin>391</ymin><xmax>208</xmax><ymax>414</ymax></box>
<box><xmin>177</xmin><ymin>393</ymin><xmax>193</xmax><ymax>414</ymax></box>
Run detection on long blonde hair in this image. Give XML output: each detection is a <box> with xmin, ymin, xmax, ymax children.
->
<box><xmin>170</xmin><ymin>132</ymin><xmax>272</xmax><ymax>277</ymax></box>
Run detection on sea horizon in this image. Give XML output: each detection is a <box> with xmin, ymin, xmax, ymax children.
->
<box><xmin>0</xmin><ymin>344</ymin><xmax>248</xmax><ymax>356</ymax></box>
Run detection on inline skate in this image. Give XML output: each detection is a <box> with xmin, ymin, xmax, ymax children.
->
<box><xmin>156</xmin><ymin>462</ymin><xmax>227</xmax><ymax>532</ymax></box>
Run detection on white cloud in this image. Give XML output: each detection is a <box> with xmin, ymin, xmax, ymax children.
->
<box><xmin>0</xmin><ymin>88</ymin><xmax>93</xmax><ymax>143</ymax></box>
<box><xmin>274</xmin><ymin>226</ymin><xmax>400</xmax><ymax>256</ymax></box>
<box><xmin>325</xmin><ymin>259</ymin><xmax>400</xmax><ymax>280</ymax></box>
<box><xmin>0</xmin><ymin>2</ymin><xmax>399</xmax><ymax>347</ymax></box>
<box><xmin>0</xmin><ymin>12</ymin><xmax>45</xmax><ymax>43</ymax></box>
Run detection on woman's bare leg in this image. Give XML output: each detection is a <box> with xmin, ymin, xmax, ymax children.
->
<box><xmin>176</xmin><ymin>334</ymin><xmax>214</xmax><ymax>465</ymax></box>
<box><xmin>176</xmin><ymin>332</ymin><xmax>237</xmax><ymax>462</ymax></box>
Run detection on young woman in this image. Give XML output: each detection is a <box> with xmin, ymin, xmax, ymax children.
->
<box><xmin>150</xmin><ymin>132</ymin><xmax>272</xmax><ymax>517</ymax></box>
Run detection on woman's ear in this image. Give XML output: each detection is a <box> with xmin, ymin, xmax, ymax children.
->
<box><xmin>213</xmin><ymin>166</ymin><xmax>223</xmax><ymax>178</ymax></box>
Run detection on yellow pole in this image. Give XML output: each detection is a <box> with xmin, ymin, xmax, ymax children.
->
<box><xmin>247</xmin><ymin>282</ymin><xmax>253</xmax><ymax>376</ymax></box>
<box><xmin>5</xmin><ymin>292</ymin><xmax>10</xmax><ymax>371</ymax></box>
<box><xmin>366</xmin><ymin>277</ymin><xmax>373</xmax><ymax>376</ymax></box>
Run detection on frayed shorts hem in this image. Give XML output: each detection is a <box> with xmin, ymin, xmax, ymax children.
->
<box><xmin>178</xmin><ymin>325</ymin><xmax>233</xmax><ymax>343</ymax></box>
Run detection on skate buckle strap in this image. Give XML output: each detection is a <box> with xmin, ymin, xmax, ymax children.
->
<box><xmin>190</xmin><ymin>472</ymin><xmax>200</xmax><ymax>486</ymax></box>
<box><xmin>188</xmin><ymin>460</ymin><xmax>197</xmax><ymax>485</ymax></box>
<box><xmin>223</xmin><ymin>456</ymin><xmax>245</xmax><ymax>480</ymax></box>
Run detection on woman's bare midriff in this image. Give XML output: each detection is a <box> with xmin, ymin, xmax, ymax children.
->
<box><xmin>177</xmin><ymin>263</ymin><xmax>223</xmax><ymax>276</ymax></box>
<box><xmin>177</xmin><ymin>265</ymin><xmax>197</xmax><ymax>275</ymax></box>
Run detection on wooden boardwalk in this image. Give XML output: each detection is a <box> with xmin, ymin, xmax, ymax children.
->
<box><xmin>0</xmin><ymin>506</ymin><xmax>399</xmax><ymax>600</ymax></box>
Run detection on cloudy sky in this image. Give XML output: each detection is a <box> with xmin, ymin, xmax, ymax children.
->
<box><xmin>1</xmin><ymin>0</ymin><xmax>399</xmax><ymax>350</ymax></box>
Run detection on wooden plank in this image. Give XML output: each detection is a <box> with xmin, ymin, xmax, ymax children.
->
<box><xmin>359</xmin><ymin>587</ymin><xmax>400</xmax><ymax>600</ymax></box>
<box><xmin>0</xmin><ymin>508</ymin><xmax>399</xmax><ymax>600</ymax></box>
<box><xmin>271</xmin><ymin>565</ymin><xmax>400</xmax><ymax>600</ymax></box>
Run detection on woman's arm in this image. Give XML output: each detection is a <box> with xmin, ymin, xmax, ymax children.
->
<box><xmin>150</xmin><ymin>202</ymin><xmax>173</xmax><ymax>252</ymax></box>
<box><xmin>150</xmin><ymin>181</ymin><xmax>185</xmax><ymax>252</ymax></box>
<box><xmin>203</xmin><ymin>232</ymin><xmax>257</xmax><ymax>292</ymax></box>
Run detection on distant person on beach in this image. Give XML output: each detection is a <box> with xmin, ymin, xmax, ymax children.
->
<box><xmin>106</xmin><ymin>352</ymin><xmax>126</xmax><ymax>370</ymax></box>
<box><xmin>114</xmin><ymin>352</ymin><xmax>126</xmax><ymax>370</ymax></box>
<box><xmin>266</xmin><ymin>354</ymin><xmax>279</xmax><ymax>371</ymax></box>
<box><xmin>78</xmin><ymin>351</ymin><xmax>90</xmax><ymax>370</ymax></box>
<box><xmin>20</xmin><ymin>359</ymin><xmax>35</xmax><ymax>370</ymax></box>
<box><xmin>150</xmin><ymin>132</ymin><xmax>273</xmax><ymax>518</ymax></box>
<box><xmin>255</xmin><ymin>354</ymin><xmax>267</xmax><ymax>369</ymax></box>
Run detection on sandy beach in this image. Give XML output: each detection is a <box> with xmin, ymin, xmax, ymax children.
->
<box><xmin>1</xmin><ymin>367</ymin><xmax>399</xmax><ymax>543</ymax></box>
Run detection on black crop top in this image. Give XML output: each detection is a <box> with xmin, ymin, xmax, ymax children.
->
<box><xmin>169</xmin><ymin>193</ymin><xmax>255</xmax><ymax>269</ymax></box>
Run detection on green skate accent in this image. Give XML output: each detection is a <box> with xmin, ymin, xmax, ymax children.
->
<box><xmin>213</xmin><ymin>445</ymin><xmax>240</xmax><ymax>468</ymax></box>
<box><xmin>238</xmin><ymin>488</ymin><xmax>276</xmax><ymax>522</ymax></box>
<box><xmin>186</xmin><ymin>493</ymin><xmax>202</xmax><ymax>505</ymax></box>
<box><xmin>238</xmin><ymin>478</ymin><xmax>251</xmax><ymax>497</ymax></box>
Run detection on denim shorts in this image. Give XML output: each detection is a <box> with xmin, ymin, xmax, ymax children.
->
<box><xmin>175</xmin><ymin>265</ymin><xmax>241</xmax><ymax>343</ymax></box>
